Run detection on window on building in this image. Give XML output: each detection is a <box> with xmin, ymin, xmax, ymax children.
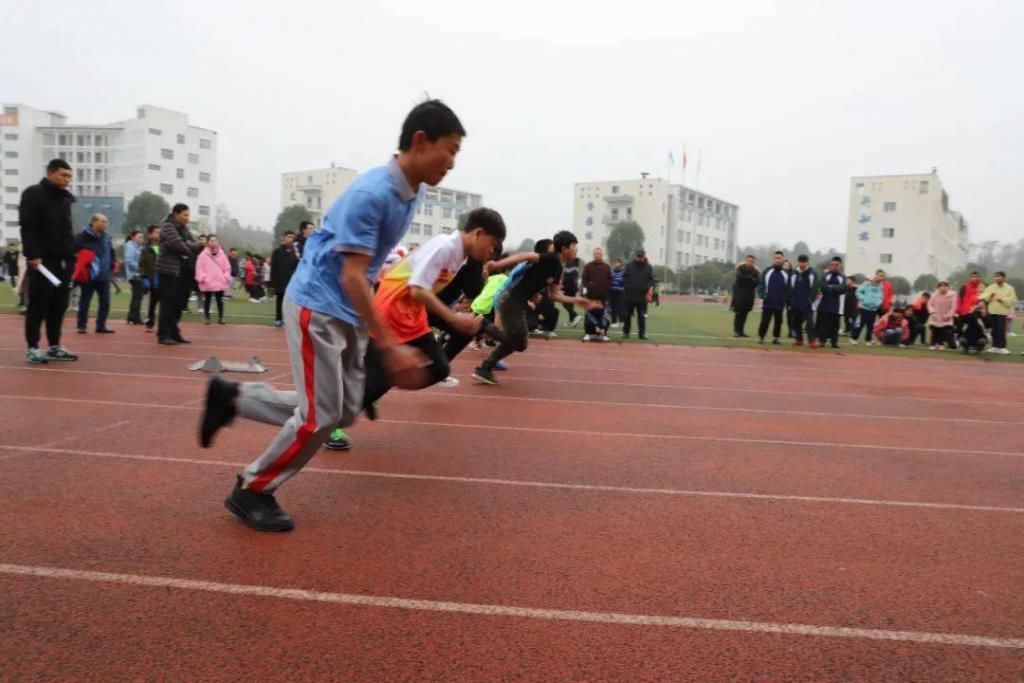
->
<box><xmin>149</xmin><ymin>128</ymin><xmax>162</xmax><ymax>136</ymax></box>
<box><xmin>3</xmin><ymin>133</ymin><xmax>17</xmax><ymax>141</ymax></box>
<box><xmin>611</xmin><ymin>208</ymin><xmax>619</xmax><ymax>219</ymax></box>
<box><xmin>3</xmin><ymin>151</ymin><xmax>16</xmax><ymax>158</ymax></box>
<box><xmin>611</xmin><ymin>185</ymin><xmax>619</xmax><ymax>194</ymax></box>
<box><xmin>58</xmin><ymin>134</ymin><xmax>68</xmax><ymax>146</ymax></box>
<box><xmin>176</xmin><ymin>168</ymin><xmax>184</xmax><ymax>179</ymax></box>
<box><xmin>884</xmin><ymin>201</ymin><xmax>896</xmax><ymax>212</ymax></box>
<box><xmin>177</xmin><ymin>134</ymin><xmax>186</xmax><ymax>144</ymax></box>
<box><xmin>161</xmin><ymin>148</ymin><xmax>174</xmax><ymax>160</ymax></box>
<box><xmin>5</xmin><ymin>220</ymin><xmax>20</xmax><ymax>227</ymax></box>
<box><xmin>882</xmin><ymin>228</ymin><xmax>895</xmax><ymax>238</ymax></box>
<box><xmin>3</xmin><ymin>106</ymin><xmax>18</xmax><ymax>115</ymax></box>
<box><xmin>187</xmin><ymin>187</ymin><xmax>199</xmax><ymax>197</ymax></box>
<box><xmin>5</xmin><ymin>186</ymin><xmax>18</xmax><ymax>193</ymax></box>
<box><xmin>200</xmin><ymin>138</ymin><xmax>212</xmax><ymax>150</ymax></box>
<box><xmin>188</xmin><ymin>153</ymin><xmax>199</xmax><ymax>164</ymax></box>
<box><xmin>410</xmin><ymin>223</ymin><xmax>421</xmax><ymax>234</ymax></box>
<box><xmin>626</xmin><ymin>207</ymin><xmax>632</xmax><ymax>218</ymax></box>
<box><xmin>57</xmin><ymin>152</ymin><xmax>67</xmax><ymax>161</ymax></box>
<box><xmin>199</xmin><ymin>172</ymin><xmax>211</xmax><ymax>183</ymax></box>
<box><xmin>94</xmin><ymin>135</ymin><xmax>105</xmax><ymax>146</ymax></box>
<box><xmin>160</xmin><ymin>183</ymin><xmax>173</xmax><ymax>194</ymax></box>
<box><xmin>3</xmin><ymin>169</ymin><xmax>17</xmax><ymax>176</ymax></box>
<box><xmin>198</xmin><ymin>206</ymin><xmax>210</xmax><ymax>216</ymax></box>
<box><xmin>442</xmin><ymin>206</ymin><xmax>453</xmax><ymax>219</ymax></box>
<box><xmin>423</xmin><ymin>224</ymin><xmax>433</xmax><ymax>236</ymax></box>
<box><xmin>660</xmin><ymin>226</ymin><xmax>665</xmax><ymax>235</ymax></box>
<box><xmin>76</xmin><ymin>152</ymin><xmax>85</xmax><ymax>163</ymax></box>
<box><xmin>148</xmin><ymin>163</ymin><xmax>161</xmax><ymax>171</ymax></box>
<box><xmin>919</xmin><ymin>181</ymin><xmax>929</xmax><ymax>194</ymax></box>
<box><xmin>880</xmin><ymin>253</ymin><xmax>893</xmax><ymax>264</ymax></box>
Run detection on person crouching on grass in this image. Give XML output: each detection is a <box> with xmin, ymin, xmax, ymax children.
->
<box><xmin>873</xmin><ymin>307</ymin><xmax>910</xmax><ymax>347</ymax></box>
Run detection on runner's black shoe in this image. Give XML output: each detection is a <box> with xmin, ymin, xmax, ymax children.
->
<box><xmin>224</xmin><ymin>475</ymin><xmax>294</xmax><ymax>532</ymax></box>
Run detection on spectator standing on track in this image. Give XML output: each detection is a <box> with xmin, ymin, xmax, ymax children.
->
<box><xmin>140</xmin><ymin>225</ymin><xmax>160</xmax><ymax>332</ymax></box>
<box><xmin>3</xmin><ymin>246</ymin><xmax>20</xmax><ymax>304</ymax></box>
<box><xmin>781</xmin><ymin>259</ymin><xmax>794</xmax><ymax>337</ymax></box>
<box><xmin>582</xmin><ymin>246</ymin><xmax>612</xmax><ymax>342</ymax></box>
<box><xmin>123</xmin><ymin>228</ymin><xmax>145</xmax><ymax>326</ymax></box>
<box><xmin>561</xmin><ymin>254</ymin><xmax>582</xmax><ymax>328</ymax></box>
<box><xmin>980</xmin><ymin>271</ymin><xmax>1017</xmax><ymax>354</ymax></box>
<box><xmin>295</xmin><ymin>220</ymin><xmax>314</xmax><ymax>258</ymax></box>
<box><xmin>730</xmin><ymin>254</ymin><xmax>758</xmax><ymax>338</ymax></box>
<box><xmin>842</xmin><ymin>276</ymin><xmax>859</xmax><ymax>336</ymax></box>
<box><xmin>621</xmin><ymin>249</ymin><xmax>654</xmax><ymax>340</ymax></box>
<box><xmin>609</xmin><ymin>257</ymin><xmax>625</xmax><ymax>327</ymax></box>
<box><xmin>927</xmin><ymin>281</ymin><xmax>956</xmax><ymax>350</ymax></box>
<box><xmin>851</xmin><ymin>270</ymin><xmax>885</xmax><ymax>346</ymax></box>
<box><xmin>787</xmin><ymin>254</ymin><xmax>818</xmax><ymax>347</ymax></box>
<box><xmin>73</xmin><ymin>214</ymin><xmax>117</xmax><ymax>335</ymax></box>
<box><xmin>156</xmin><ymin>204</ymin><xmax>203</xmax><ymax>345</ymax></box>
<box><xmin>816</xmin><ymin>256</ymin><xmax>846</xmax><ymax>349</ymax></box>
<box><xmin>873</xmin><ymin>308</ymin><xmax>910</xmax><ymax>346</ymax></box>
<box><xmin>20</xmin><ymin>159</ymin><xmax>79</xmax><ymax>364</ymax></box>
<box><xmin>756</xmin><ymin>251</ymin><xmax>788</xmax><ymax>345</ymax></box>
<box><xmin>196</xmin><ymin>235</ymin><xmax>232</xmax><ymax>325</ymax></box>
<box><xmin>270</xmin><ymin>230</ymin><xmax>300</xmax><ymax>328</ymax></box>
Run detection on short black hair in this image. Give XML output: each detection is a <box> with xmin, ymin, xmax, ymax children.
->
<box><xmin>283</xmin><ymin>230</ymin><xmax>295</xmax><ymax>237</ymax></box>
<box><xmin>553</xmin><ymin>230</ymin><xmax>578</xmax><ymax>253</ymax></box>
<box><xmin>534</xmin><ymin>239</ymin><xmax>553</xmax><ymax>254</ymax></box>
<box><xmin>921</xmin><ymin>291</ymin><xmax>931</xmax><ymax>297</ymax></box>
<box><xmin>970</xmin><ymin>270</ymin><xmax>979</xmax><ymax>276</ymax></box>
<box><xmin>128</xmin><ymin>228</ymin><xmax>142</xmax><ymax>239</ymax></box>
<box><xmin>146</xmin><ymin>224</ymin><xmax>159</xmax><ymax>234</ymax></box>
<box><xmin>774</xmin><ymin>250</ymin><xmax>784</xmax><ymax>257</ymax></box>
<box><xmin>172</xmin><ymin>203</ymin><xmax>189</xmax><ymax>215</ymax></box>
<box><xmin>461</xmin><ymin>207</ymin><xmax>506</xmax><ymax>242</ymax></box>
<box><xmin>797</xmin><ymin>254</ymin><xmax>809</xmax><ymax>263</ymax></box>
<box><xmin>299</xmin><ymin>221</ymin><xmax>314</xmax><ymax>231</ymax></box>
<box><xmin>745</xmin><ymin>254</ymin><xmax>756</xmax><ymax>260</ymax></box>
<box><xmin>198</xmin><ymin>233</ymin><xmax>208</xmax><ymax>239</ymax></box>
<box><xmin>398</xmin><ymin>99</ymin><xmax>466</xmax><ymax>152</ymax></box>
<box><xmin>938</xmin><ymin>280</ymin><xmax>949</xmax><ymax>287</ymax></box>
<box><xmin>831</xmin><ymin>256</ymin><xmax>842</xmax><ymax>263</ymax></box>
<box><xmin>995</xmin><ymin>270</ymin><xmax>1006</xmax><ymax>277</ymax></box>
<box><xmin>46</xmin><ymin>158</ymin><xmax>71</xmax><ymax>173</ymax></box>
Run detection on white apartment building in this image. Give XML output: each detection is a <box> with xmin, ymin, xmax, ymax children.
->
<box><xmin>281</xmin><ymin>165</ymin><xmax>482</xmax><ymax>251</ymax></box>
<box><xmin>573</xmin><ymin>176</ymin><xmax>739</xmax><ymax>270</ymax></box>
<box><xmin>844</xmin><ymin>172</ymin><xmax>968</xmax><ymax>280</ymax></box>
<box><xmin>0</xmin><ymin>103</ymin><xmax>217</xmax><ymax>244</ymax></box>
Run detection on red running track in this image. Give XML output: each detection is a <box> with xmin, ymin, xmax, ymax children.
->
<box><xmin>0</xmin><ymin>315</ymin><xmax>1022</xmax><ymax>681</ymax></box>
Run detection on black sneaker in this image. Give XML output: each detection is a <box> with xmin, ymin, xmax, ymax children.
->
<box><xmin>473</xmin><ymin>366</ymin><xmax>499</xmax><ymax>385</ymax></box>
<box><xmin>325</xmin><ymin>428</ymin><xmax>352</xmax><ymax>450</ymax></box>
<box><xmin>772</xmin><ymin>338</ymin><xmax>781</xmax><ymax>345</ymax></box>
<box><xmin>638</xmin><ymin>335</ymin><xmax>649</xmax><ymax>340</ymax></box>
<box><xmin>224</xmin><ymin>476</ymin><xmax>294</xmax><ymax>532</ymax></box>
<box><xmin>96</xmin><ymin>328</ymin><xmax>115</xmax><ymax>334</ymax></box>
<box><xmin>158</xmin><ymin>338</ymin><xmax>180</xmax><ymax>345</ymax></box>
<box><xmin>200</xmin><ymin>376</ymin><xmax>239</xmax><ymax>447</ymax></box>
<box><xmin>173</xmin><ymin>336</ymin><xmax>192</xmax><ymax>344</ymax></box>
<box><xmin>47</xmin><ymin>345</ymin><xmax>79</xmax><ymax>361</ymax></box>
<box><xmin>365</xmin><ymin>402</ymin><xmax>378</xmax><ymax>421</ymax></box>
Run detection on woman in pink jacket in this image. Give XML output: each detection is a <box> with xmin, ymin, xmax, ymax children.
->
<box><xmin>927</xmin><ymin>280</ymin><xmax>957</xmax><ymax>350</ymax></box>
<box><xmin>195</xmin><ymin>235</ymin><xmax>232</xmax><ymax>325</ymax></box>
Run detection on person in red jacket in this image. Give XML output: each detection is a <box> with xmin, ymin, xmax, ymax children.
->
<box><xmin>955</xmin><ymin>271</ymin><xmax>984</xmax><ymax>347</ymax></box>
<box><xmin>873</xmin><ymin>308</ymin><xmax>910</xmax><ymax>346</ymax></box>
<box><xmin>879</xmin><ymin>270</ymin><xmax>894</xmax><ymax>315</ymax></box>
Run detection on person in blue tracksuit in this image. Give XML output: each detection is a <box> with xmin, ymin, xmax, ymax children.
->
<box><xmin>757</xmin><ymin>250</ymin><xmax>788</xmax><ymax>344</ymax></box>
<box><xmin>787</xmin><ymin>254</ymin><xmax>819</xmax><ymax>346</ymax></box>
<box><xmin>816</xmin><ymin>256</ymin><xmax>846</xmax><ymax>349</ymax></box>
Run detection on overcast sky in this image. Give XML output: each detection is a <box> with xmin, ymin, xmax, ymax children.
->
<box><xmin>3</xmin><ymin>0</ymin><xmax>1021</xmax><ymax>251</ymax></box>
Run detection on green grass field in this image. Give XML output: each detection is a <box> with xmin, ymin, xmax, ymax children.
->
<box><xmin>2</xmin><ymin>281</ymin><xmax>1022</xmax><ymax>362</ymax></box>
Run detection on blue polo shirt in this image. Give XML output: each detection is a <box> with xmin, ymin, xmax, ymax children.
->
<box><xmin>287</xmin><ymin>158</ymin><xmax>421</xmax><ymax>326</ymax></box>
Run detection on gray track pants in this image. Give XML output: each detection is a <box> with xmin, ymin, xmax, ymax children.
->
<box><xmin>237</xmin><ymin>296</ymin><xmax>367</xmax><ymax>492</ymax></box>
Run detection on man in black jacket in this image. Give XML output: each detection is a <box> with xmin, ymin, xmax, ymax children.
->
<box><xmin>621</xmin><ymin>250</ymin><xmax>654</xmax><ymax>340</ymax></box>
<box><xmin>20</xmin><ymin>159</ymin><xmax>79</xmax><ymax>364</ymax></box>
<box><xmin>730</xmin><ymin>254</ymin><xmax>759</xmax><ymax>338</ymax></box>
<box><xmin>156</xmin><ymin>204</ymin><xmax>203</xmax><ymax>345</ymax></box>
<box><xmin>269</xmin><ymin>231</ymin><xmax>299</xmax><ymax>327</ymax></box>
<box><xmin>294</xmin><ymin>220</ymin><xmax>314</xmax><ymax>259</ymax></box>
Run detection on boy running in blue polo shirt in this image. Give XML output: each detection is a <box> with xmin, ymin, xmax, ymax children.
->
<box><xmin>199</xmin><ymin>100</ymin><xmax>466</xmax><ymax>532</ymax></box>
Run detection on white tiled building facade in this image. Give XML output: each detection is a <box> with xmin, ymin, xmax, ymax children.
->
<box><xmin>280</xmin><ymin>165</ymin><xmax>482</xmax><ymax>251</ymax></box>
<box><xmin>0</xmin><ymin>103</ymin><xmax>217</xmax><ymax>244</ymax></box>
<box><xmin>573</xmin><ymin>177</ymin><xmax>739</xmax><ymax>269</ymax></box>
<box><xmin>844</xmin><ymin>173</ymin><xmax>968</xmax><ymax>280</ymax></box>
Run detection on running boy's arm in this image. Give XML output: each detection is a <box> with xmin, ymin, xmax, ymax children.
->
<box><xmin>484</xmin><ymin>251</ymin><xmax>538</xmax><ymax>274</ymax></box>
<box><xmin>548</xmin><ymin>281</ymin><xmax>591</xmax><ymax>308</ymax></box>
<box><xmin>410</xmin><ymin>285</ymin><xmax>481</xmax><ymax>335</ymax></box>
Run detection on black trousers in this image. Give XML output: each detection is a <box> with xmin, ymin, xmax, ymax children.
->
<box><xmin>146</xmin><ymin>282</ymin><xmax>159</xmax><ymax>327</ymax></box>
<box><xmin>733</xmin><ymin>309</ymin><xmax>751</xmax><ymax>336</ymax></box>
<box><xmin>363</xmin><ymin>332</ymin><xmax>450</xmax><ymax>409</ymax></box>
<box><xmin>128</xmin><ymin>278</ymin><xmax>145</xmax><ymax>323</ymax></box>
<box><xmin>622</xmin><ymin>299</ymin><xmax>646</xmax><ymax>337</ymax></box>
<box><xmin>203</xmin><ymin>291</ymin><xmax>225</xmax><ymax>320</ymax></box>
<box><xmin>536</xmin><ymin>296</ymin><xmax>559</xmax><ymax>332</ymax></box>
<box><xmin>790</xmin><ymin>309</ymin><xmax>815</xmax><ymax>342</ymax></box>
<box><xmin>608</xmin><ymin>290</ymin><xmax>624</xmax><ymax>323</ymax></box>
<box><xmin>990</xmin><ymin>314</ymin><xmax>1007</xmax><ymax>348</ymax></box>
<box><xmin>427</xmin><ymin>311</ymin><xmax>474</xmax><ymax>363</ymax></box>
<box><xmin>482</xmin><ymin>294</ymin><xmax>528</xmax><ymax>370</ymax></box>
<box><xmin>275</xmin><ymin>292</ymin><xmax>285</xmax><ymax>322</ymax></box>
<box><xmin>24</xmin><ymin>259</ymin><xmax>71</xmax><ymax>349</ymax></box>
<box><xmin>157</xmin><ymin>273</ymin><xmax>188</xmax><ymax>340</ymax></box>
<box><xmin>817</xmin><ymin>312</ymin><xmax>841</xmax><ymax>347</ymax></box>
<box><xmin>758</xmin><ymin>307</ymin><xmax>784</xmax><ymax>340</ymax></box>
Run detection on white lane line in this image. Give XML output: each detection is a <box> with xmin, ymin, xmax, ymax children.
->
<box><xmin>0</xmin><ymin>394</ymin><xmax>1020</xmax><ymax>459</ymax></box>
<box><xmin>1</xmin><ymin>563</ymin><xmax>1021</xmax><ymax>649</ymax></box>
<box><xmin>2</xmin><ymin>363</ymin><xmax>1020</xmax><ymax>410</ymax></box>
<box><xmin>2</xmin><ymin>445</ymin><xmax>1021</xmax><ymax>514</ymax></box>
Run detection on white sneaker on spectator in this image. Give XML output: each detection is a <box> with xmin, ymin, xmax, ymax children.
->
<box><xmin>600</xmin><ymin>335</ymin><xmax>611</xmax><ymax>342</ymax></box>
<box><xmin>544</xmin><ymin>331</ymin><xmax>558</xmax><ymax>339</ymax></box>
<box><xmin>984</xmin><ymin>347</ymin><xmax>997</xmax><ymax>353</ymax></box>
<box><xmin>567</xmin><ymin>317</ymin><xmax>582</xmax><ymax>328</ymax></box>
<box><xmin>848</xmin><ymin>339</ymin><xmax>858</xmax><ymax>345</ymax></box>
<box><xmin>996</xmin><ymin>348</ymin><xmax>1011</xmax><ymax>355</ymax></box>
<box><xmin>865</xmin><ymin>341</ymin><xmax>874</xmax><ymax>346</ymax></box>
<box><xmin>439</xmin><ymin>376</ymin><xmax>460</xmax><ymax>387</ymax></box>
<box><xmin>582</xmin><ymin>334</ymin><xmax>593</xmax><ymax>342</ymax></box>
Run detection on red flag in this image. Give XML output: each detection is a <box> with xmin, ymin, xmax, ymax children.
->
<box><xmin>682</xmin><ymin>146</ymin><xmax>688</xmax><ymax>170</ymax></box>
